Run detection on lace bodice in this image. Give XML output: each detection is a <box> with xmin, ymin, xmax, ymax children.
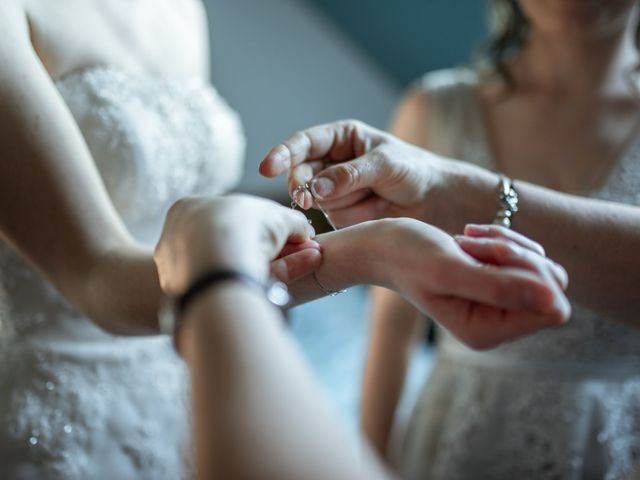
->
<box><xmin>0</xmin><ymin>67</ymin><xmax>245</xmax><ymax>341</ymax></box>
<box><xmin>0</xmin><ymin>67</ymin><xmax>245</xmax><ymax>479</ymax></box>
<box><xmin>397</xmin><ymin>68</ymin><xmax>640</xmax><ymax>480</ymax></box>
<box><xmin>55</xmin><ymin>67</ymin><xmax>245</xmax><ymax>240</ymax></box>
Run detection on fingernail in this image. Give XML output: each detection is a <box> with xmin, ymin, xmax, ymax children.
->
<box><xmin>454</xmin><ymin>235</ymin><xmax>468</xmax><ymax>243</ymax></box>
<box><xmin>466</xmin><ymin>224</ymin><xmax>489</xmax><ymax>233</ymax></box>
<box><xmin>304</xmin><ymin>191</ymin><xmax>314</xmax><ymax>210</ymax></box>
<box><xmin>311</xmin><ymin>177</ymin><xmax>335</xmax><ymax>199</ymax></box>
<box><xmin>272</xmin><ymin>149</ymin><xmax>291</xmax><ymax>170</ymax></box>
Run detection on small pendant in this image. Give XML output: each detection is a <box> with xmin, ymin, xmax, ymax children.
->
<box><xmin>290</xmin><ymin>183</ymin><xmax>338</xmax><ymax>231</ymax></box>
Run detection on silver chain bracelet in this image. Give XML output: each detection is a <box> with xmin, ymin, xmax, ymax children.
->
<box><xmin>493</xmin><ymin>174</ymin><xmax>519</xmax><ymax>228</ymax></box>
<box><xmin>291</xmin><ymin>182</ymin><xmax>346</xmax><ymax>297</ymax></box>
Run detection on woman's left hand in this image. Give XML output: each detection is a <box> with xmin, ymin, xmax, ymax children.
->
<box><xmin>154</xmin><ymin>195</ymin><xmax>321</xmax><ymax>296</ymax></box>
<box><xmin>350</xmin><ymin>218</ymin><xmax>571</xmax><ymax>350</ymax></box>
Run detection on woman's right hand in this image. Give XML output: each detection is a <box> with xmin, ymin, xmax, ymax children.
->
<box><xmin>336</xmin><ymin>218</ymin><xmax>570</xmax><ymax>350</ymax></box>
<box><xmin>259</xmin><ymin>120</ymin><xmax>493</xmax><ymax>231</ymax></box>
<box><xmin>154</xmin><ymin>195</ymin><xmax>320</xmax><ymax>297</ymax></box>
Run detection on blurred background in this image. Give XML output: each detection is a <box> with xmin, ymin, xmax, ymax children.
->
<box><xmin>203</xmin><ymin>0</ymin><xmax>487</xmax><ymax>431</ymax></box>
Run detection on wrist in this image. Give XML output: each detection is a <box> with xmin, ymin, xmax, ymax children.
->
<box><xmin>366</xmin><ymin>218</ymin><xmax>421</xmax><ymax>292</ymax></box>
<box><xmin>432</xmin><ymin>161</ymin><xmax>498</xmax><ymax>233</ymax></box>
<box><xmin>313</xmin><ymin>222</ymin><xmax>392</xmax><ymax>290</ymax></box>
<box><xmin>178</xmin><ymin>282</ymin><xmax>280</xmax><ymax>354</ymax></box>
<box><xmin>167</xmin><ymin>270</ymin><xmax>288</xmax><ymax>354</ymax></box>
<box><xmin>181</xmin><ymin>248</ymin><xmax>268</xmax><ymax>293</ymax></box>
<box><xmin>346</xmin><ymin>219</ymin><xmax>406</xmax><ymax>289</ymax></box>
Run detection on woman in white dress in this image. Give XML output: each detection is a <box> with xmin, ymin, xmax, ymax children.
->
<box><xmin>261</xmin><ymin>0</ymin><xmax>640</xmax><ymax>471</ymax></box>
<box><xmin>0</xmin><ymin>1</ymin><xmax>246</xmax><ymax>478</ymax></box>
<box><xmin>354</xmin><ymin>1</ymin><xmax>640</xmax><ymax>478</ymax></box>
<box><xmin>0</xmin><ymin>1</ymin><xmax>568</xmax><ymax>477</ymax></box>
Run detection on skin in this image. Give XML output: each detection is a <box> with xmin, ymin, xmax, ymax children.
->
<box><xmin>0</xmin><ymin>0</ymin><xmax>318</xmax><ymax>333</ymax></box>
<box><xmin>0</xmin><ymin>0</ymin><xmax>210</xmax><ymax>334</ymax></box>
<box><xmin>156</xmin><ymin>197</ymin><xmax>392</xmax><ymax>480</ymax></box>
<box><xmin>0</xmin><ymin>0</ymin><xmax>567</xmax><ymax>342</ymax></box>
<box><xmin>153</xmin><ymin>195</ymin><xmax>570</xmax><ymax>480</ymax></box>
<box><xmin>259</xmin><ymin>0</ymin><xmax>640</xmax><ymax>457</ymax></box>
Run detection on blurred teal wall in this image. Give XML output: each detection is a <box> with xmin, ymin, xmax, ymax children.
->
<box><xmin>306</xmin><ymin>0</ymin><xmax>488</xmax><ymax>86</ymax></box>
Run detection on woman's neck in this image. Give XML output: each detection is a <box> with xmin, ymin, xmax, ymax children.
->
<box><xmin>513</xmin><ymin>6</ymin><xmax>640</xmax><ymax>99</ymax></box>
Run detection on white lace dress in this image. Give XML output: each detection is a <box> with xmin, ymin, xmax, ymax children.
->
<box><xmin>0</xmin><ymin>67</ymin><xmax>245</xmax><ymax>479</ymax></box>
<box><xmin>397</xmin><ymin>68</ymin><xmax>640</xmax><ymax>480</ymax></box>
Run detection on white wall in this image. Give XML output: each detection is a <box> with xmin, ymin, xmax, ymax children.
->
<box><xmin>204</xmin><ymin>0</ymin><xmax>400</xmax><ymax>198</ymax></box>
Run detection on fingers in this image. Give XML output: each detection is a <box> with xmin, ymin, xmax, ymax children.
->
<box><xmin>288</xmin><ymin>159</ymin><xmax>368</xmax><ymax>210</ymax></box>
<box><xmin>270</xmin><ymin>248</ymin><xmax>322</xmax><ymax>284</ymax></box>
<box><xmin>428</xmin><ymin>296</ymin><xmax>568</xmax><ymax>351</ymax></box>
<box><xmin>464</xmin><ymin>224</ymin><xmax>545</xmax><ymax>256</ymax></box>
<box><xmin>291</xmin><ymin>188</ymin><xmax>314</xmax><ymax>210</ymax></box>
<box><xmin>266</xmin><ymin>207</ymin><xmax>316</xmax><ymax>257</ymax></box>
<box><xmin>455</xmin><ymin>236</ymin><xmax>568</xmax><ymax>289</ymax></box>
<box><xmin>327</xmin><ymin>196</ymin><xmax>390</xmax><ymax>228</ymax></box>
<box><xmin>281</xmin><ymin>207</ymin><xmax>316</xmax><ymax>243</ymax></box>
<box><xmin>259</xmin><ymin>120</ymin><xmax>384</xmax><ymax>177</ymax></box>
<box><xmin>438</xmin><ymin>261</ymin><xmax>570</xmax><ymax>320</ymax></box>
<box><xmin>314</xmin><ymin>189</ymin><xmax>372</xmax><ymax>211</ymax></box>
<box><xmin>306</xmin><ymin>153</ymin><xmax>389</xmax><ymax>204</ymax></box>
<box><xmin>288</xmin><ymin>160</ymin><xmax>325</xmax><ymax>195</ymax></box>
<box><xmin>276</xmin><ymin>240</ymin><xmax>320</xmax><ymax>259</ymax></box>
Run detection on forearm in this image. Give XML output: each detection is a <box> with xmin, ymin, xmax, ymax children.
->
<box><xmin>444</xmin><ymin>164</ymin><xmax>640</xmax><ymax>324</ymax></box>
<box><xmin>287</xmin><ymin>226</ymin><xmax>387</xmax><ymax>306</ymax></box>
<box><xmin>0</xmin><ymin>12</ymin><xmax>165</xmax><ymax>336</ymax></box>
<box><xmin>360</xmin><ymin>287</ymin><xmax>424</xmax><ymax>455</ymax></box>
<box><xmin>78</xmin><ymin>244</ymin><xmax>162</xmax><ymax>335</ymax></box>
<box><xmin>180</xmin><ymin>283</ymin><xmax>392</xmax><ymax>480</ymax></box>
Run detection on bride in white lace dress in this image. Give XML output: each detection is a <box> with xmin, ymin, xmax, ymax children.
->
<box><xmin>0</xmin><ymin>1</ymin><xmax>244</xmax><ymax>478</ymax></box>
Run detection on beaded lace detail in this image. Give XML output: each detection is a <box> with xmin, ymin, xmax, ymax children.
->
<box><xmin>0</xmin><ymin>67</ymin><xmax>245</xmax><ymax>479</ymax></box>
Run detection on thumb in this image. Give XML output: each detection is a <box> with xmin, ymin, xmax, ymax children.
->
<box><xmin>310</xmin><ymin>153</ymin><xmax>386</xmax><ymax>201</ymax></box>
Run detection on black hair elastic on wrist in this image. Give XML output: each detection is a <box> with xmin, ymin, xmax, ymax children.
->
<box><xmin>161</xmin><ymin>269</ymin><xmax>289</xmax><ymax>354</ymax></box>
<box><xmin>176</xmin><ymin>269</ymin><xmax>263</xmax><ymax>318</ymax></box>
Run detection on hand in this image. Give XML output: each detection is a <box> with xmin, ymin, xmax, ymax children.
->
<box><xmin>154</xmin><ymin>195</ymin><xmax>321</xmax><ymax>296</ymax></box>
<box><xmin>259</xmin><ymin>120</ymin><xmax>485</xmax><ymax>230</ymax></box>
<box><xmin>351</xmin><ymin>218</ymin><xmax>570</xmax><ymax>350</ymax></box>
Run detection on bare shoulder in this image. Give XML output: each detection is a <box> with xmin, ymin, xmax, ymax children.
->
<box><xmin>391</xmin><ymin>67</ymin><xmax>486</xmax><ymax>148</ymax></box>
<box><xmin>0</xmin><ymin>1</ymin><xmax>36</xmax><ymax>76</ymax></box>
<box><xmin>389</xmin><ymin>85</ymin><xmax>431</xmax><ymax>147</ymax></box>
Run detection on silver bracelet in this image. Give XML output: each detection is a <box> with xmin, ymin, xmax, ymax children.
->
<box><xmin>312</xmin><ymin>271</ymin><xmax>346</xmax><ymax>297</ymax></box>
<box><xmin>493</xmin><ymin>174</ymin><xmax>519</xmax><ymax>228</ymax></box>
